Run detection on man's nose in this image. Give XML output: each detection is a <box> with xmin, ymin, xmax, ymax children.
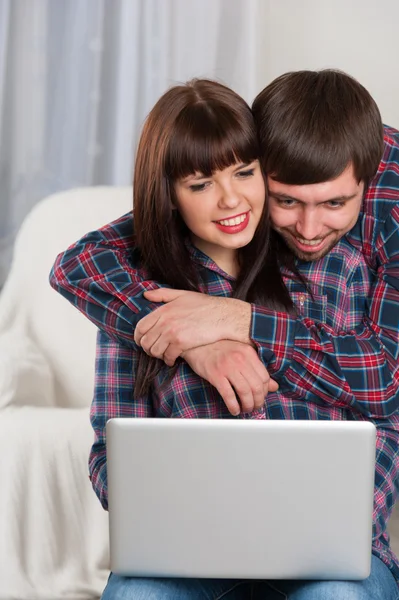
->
<box><xmin>295</xmin><ymin>211</ymin><xmax>323</xmax><ymax>239</ymax></box>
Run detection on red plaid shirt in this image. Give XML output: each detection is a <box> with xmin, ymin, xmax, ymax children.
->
<box><xmin>50</xmin><ymin>126</ymin><xmax>399</xmax><ymax>583</ymax></box>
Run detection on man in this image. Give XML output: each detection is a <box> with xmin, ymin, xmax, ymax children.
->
<box><xmin>50</xmin><ymin>70</ymin><xmax>399</xmax><ymax>598</ymax></box>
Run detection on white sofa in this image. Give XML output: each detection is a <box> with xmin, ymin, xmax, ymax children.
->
<box><xmin>0</xmin><ymin>186</ymin><xmax>398</xmax><ymax>599</ymax></box>
<box><xmin>0</xmin><ymin>187</ymin><xmax>132</xmax><ymax>600</ymax></box>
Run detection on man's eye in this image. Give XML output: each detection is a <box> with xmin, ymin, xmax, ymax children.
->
<box><xmin>237</xmin><ymin>168</ymin><xmax>255</xmax><ymax>178</ymax></box>
<box><xmin>279</xmin><ymin>199</ymin><xmax>296</xmax><ymax>207</ymax></box>
<box><xmin>327</xmin><ymin>201</ymin><xmax>345</xmax><ymax>208</ymax></box>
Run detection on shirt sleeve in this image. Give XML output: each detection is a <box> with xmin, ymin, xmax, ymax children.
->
<box><xmin>372</xmin><ymin>425</ymin><xmax>399</xmax><ymax>572</ymax></box>
<box><xmin>49</xmin><ymin>220</ymin><xmax>165</xmax><ymax>349</ymax></box>
<box><xmin>251</xmin><ymin>205</ymin><xmax>399</xmax><ymax>419</ymax></box>
<box><xmin>89</xmin><ymin>330</ymin><xmax>153</xmax><ymax>509</ymax></box>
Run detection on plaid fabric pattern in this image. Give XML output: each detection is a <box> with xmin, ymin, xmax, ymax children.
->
<box><xmin>50</xmin><ymin>126</ymin><xmax>399</xmax><ymax>584</ymax></box>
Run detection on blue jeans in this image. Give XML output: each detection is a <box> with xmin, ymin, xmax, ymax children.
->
<box><xmin>101</xmin><ymin>555</ymin><xmax>398</xmax><ymax>599</ymax></box>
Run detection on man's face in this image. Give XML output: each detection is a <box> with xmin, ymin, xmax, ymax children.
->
<box><xmin>267</xmin><ymin>163</ymin><xmax>364</xmax><ymax>261</ymax></box>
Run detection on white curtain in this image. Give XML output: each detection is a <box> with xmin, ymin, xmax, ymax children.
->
<box><xmin>0</xmin><ymin>0</ymin><xmax>259</xmax><ymax>287</ymax></box>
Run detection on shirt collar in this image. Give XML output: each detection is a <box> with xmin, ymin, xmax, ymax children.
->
<box><xmin>184</xmin><ymin>238</ymin><xmax>236</xmax><ymax>281</ymax></box>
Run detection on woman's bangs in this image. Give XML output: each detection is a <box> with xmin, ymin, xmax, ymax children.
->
<box><xmin>167</xmin><ymin>111</ymin><xmax>258</xmax><ymax>181</ymax></box>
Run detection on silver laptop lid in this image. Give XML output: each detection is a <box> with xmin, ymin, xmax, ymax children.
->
<box><xmin>107</xmin><ymin>418</ymin><xmax>375</xmax><ymax>580</ymax></box>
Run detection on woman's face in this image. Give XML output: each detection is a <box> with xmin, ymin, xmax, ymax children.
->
<box><xmin>174</xmin><ymin>160</ymin><xmax>265</xmax><ymax>275</ymax></box>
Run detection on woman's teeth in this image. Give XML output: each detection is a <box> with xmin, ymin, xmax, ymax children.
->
<box><xmin>217</xmin><ymin>214</ymin><xmax>247</xmax><ymax>227</ymax></box>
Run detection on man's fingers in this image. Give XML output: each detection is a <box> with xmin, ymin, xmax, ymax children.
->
<box><xmin>143</xmin><ymin>288</ymin><xmax>187</xmax><ymax>303</ymax></box>
<box><xmin>252</xmin><ymin>361</ymin><xmax>270</xmax><ymax>384</ymax></box>
<box><xmin>268</xmin><ymin>378</ymin><xmax>279</xmax><ymax>393</ymax></box>
<box><xmin>249</xmin><ymin>355</ymin><xmax>279</xmax><ymax>396</ymax></box>
<box><xmin>134</xmin><ymin>311</ymin><xmax>161</xmax><ymax>345</ymax></box>
<box><xmin>214</xmin><ymin>379</ymin><xmax>241</xmax><ymax>417</ymax></box>
<box><xmin>140</xmin><ymin>329</ymin><xmax>164</xmax><ymax>356</ymax></box>
<box><xmin>134</xmin><ymin>326</ymin><xmax>142</xmax><ymax>346</ymax></box>
<box><xmin>140</xmin><ymin>333</ymin><xmax>181</xmax><ymax>366</ymax></box>
<box><xmin>229</xmin><ymin>373</ymin><xmax>255</xmax><ymax>414</ymax></box>
<box><xmin>251</xmin><ymin>381</ymin><xmax>267</xmax><ymax>410</ymax></box>
<box><xmin>250</xmin><ymin>354</ymin><xmax>273</xmax><ymax>388</ymax></box>
<box><xmin>234</xmin><ymin>365</ymin><xmax>265</xmax><ymax>411</ymax></box>
<box><xmin>162</xmin><ymin>344</ymin><xmax>182</xmax><ymax>367</ymax></box>
<box><xmin>142</xmin><ymin>333</ymin><xmax>168</xmax><ymax>360</ymax></box>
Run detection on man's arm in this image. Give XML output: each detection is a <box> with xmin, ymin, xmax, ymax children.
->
<box><xmin>134</xmin><ymin>281</ymin><xmax>399</xmax><ymax>420</ymax></box>
<box><xmin>50</xmin><ymin>214</ymin><xmax>279</xmax><ymax>413</ymax></box>
<box><xmin>134</xmin><ymin>202</ymin><xmax>399</xmax><ymax>419</ymax></box>
<box><xmin>89</xmin><ymin>330</ymin><xmax>153</xmax><ymax>509</ymax></box>
<box><xmin>372</xmin><ymin>425</ymin><xmax>399</xmax><ymax>561</ymax></box>
<box><xmin>49</xmin><ymin>212</ymin><xmax>164</xmax><ymax>348</ymax></box>
<box><xmin>50</xmin><ymin>211</ymin><xmax>399</xmax><ymax>419</ymax></box>
<box><xmin>248</xmin><ymin>206</ymin><xmax>399</xmax><ymax>420</ymax></box>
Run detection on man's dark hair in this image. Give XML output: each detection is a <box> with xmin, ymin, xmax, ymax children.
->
<box><xmin>252</xmin><ymin>69</ymin><xmax>384</xmax><ymax>185</ymax></box>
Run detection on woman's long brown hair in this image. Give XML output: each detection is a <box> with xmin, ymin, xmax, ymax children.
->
<box><xmin>133</xmin><ymin>79</ymin><xmax>295</xmax><ymax>396</ymax></box>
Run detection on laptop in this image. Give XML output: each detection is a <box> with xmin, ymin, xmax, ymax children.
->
<box><xmin>106</xmin><ymin>418</ymin><xmax>376</xmax><ymax>580</ymax></box>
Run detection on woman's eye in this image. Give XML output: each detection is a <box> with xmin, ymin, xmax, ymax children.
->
<box><xmin>189</xmin><ymin>182</ymin><xmax>208</xmax><ymax>192</ymax></box>
<box><xmin>237</xmin><ymin>168</ymin><xmax>255</xmax><ymax>178</ymax></box>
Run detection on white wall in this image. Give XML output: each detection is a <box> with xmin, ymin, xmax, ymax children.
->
<box><xmin>255</xmin><ymin>0</ymin><xmax>399</xmax><ymax>128</ymax></box>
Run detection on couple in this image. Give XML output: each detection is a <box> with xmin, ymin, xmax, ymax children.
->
<box><xmin>50</xmin><ymin>69</ymin><xmax>399</xmax><ymax>599</ymax></box>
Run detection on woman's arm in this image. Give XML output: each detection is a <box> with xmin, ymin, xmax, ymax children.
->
<box><xmin>89</xmin><ymin>330</ymin><xmax>153</xmax><ymax>509</ymax></box>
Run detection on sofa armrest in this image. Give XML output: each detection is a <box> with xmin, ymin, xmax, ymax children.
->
<box><xmin>0</xmin><ymin>405</ymin><xmax>109</xmax><ymax>598</ymax></box>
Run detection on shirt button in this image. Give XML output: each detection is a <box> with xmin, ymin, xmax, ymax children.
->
<box><xmin>298</xmin><ymin>294</ymin><xmax>306</xmax><ymax>306</ymax></box>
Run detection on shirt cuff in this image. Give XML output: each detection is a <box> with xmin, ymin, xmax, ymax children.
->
<box><xmin>250</xmin><ymin>304</ymin><xmax>297</xmax><ymax>374</ymax></box>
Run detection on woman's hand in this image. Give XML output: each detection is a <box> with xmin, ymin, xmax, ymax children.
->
<box><xmin>182</xmin><ymin>340</ymin><xmax>278</xmax><ymax>416</ymax></box>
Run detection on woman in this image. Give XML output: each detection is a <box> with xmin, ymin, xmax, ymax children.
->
<box><xmin>52</xmin><ymin>79</ymin><xmax>295</xmax><ymax>599</ymax></box>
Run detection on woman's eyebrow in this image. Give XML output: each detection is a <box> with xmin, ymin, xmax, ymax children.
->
<box><xmin>181</xmin><ymin>173</ymin><xmax>206</xmax><ymax>183</ymax></box>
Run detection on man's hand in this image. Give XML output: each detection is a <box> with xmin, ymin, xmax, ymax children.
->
<box><xmin>182</xmin><ymin>340</ymin><xmax>278</xmax><ymax>416</ymax></box>
<box><xmin>135</xmin><ymin>288</ymin><xmax>252</xmax><ymax>366</ymax></box>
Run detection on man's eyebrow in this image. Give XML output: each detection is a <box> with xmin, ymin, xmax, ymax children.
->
<box><xmin>268</xmin><ymin>192</ymin><xmax>358</xmax><ymax>203</ymax></box>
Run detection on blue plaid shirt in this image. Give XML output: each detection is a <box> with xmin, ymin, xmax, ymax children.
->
<box><xmin>50</xmin><ymin>126</ymin><xmax>399</xmax><ymax>584</ymax></box>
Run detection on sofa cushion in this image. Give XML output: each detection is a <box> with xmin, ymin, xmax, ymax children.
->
<box><xmin>0</xmin><ymin>330</ymin><xmax>55</xmax><ymax>408</ymax></box>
